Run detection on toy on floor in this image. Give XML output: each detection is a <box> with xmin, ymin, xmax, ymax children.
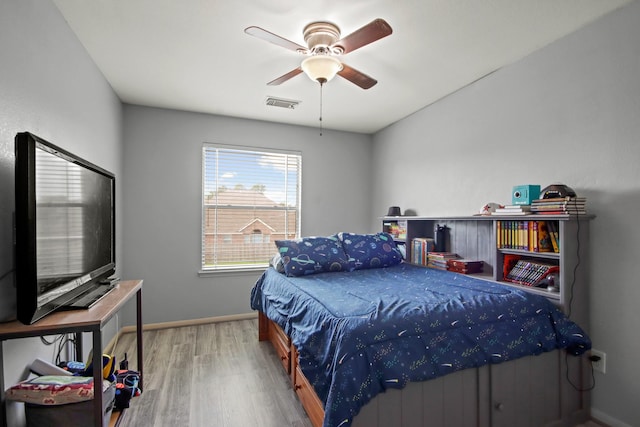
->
<box><xmin>114</xmin><ymin>369</ymin><xmax>141</xmax><ymax>409</ymax></box>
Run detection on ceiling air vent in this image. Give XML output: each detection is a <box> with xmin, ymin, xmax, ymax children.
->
<box><xmin>265</xmin><ymin>97</ymin><xmax>300</xmax><ymax>109</ymax></box>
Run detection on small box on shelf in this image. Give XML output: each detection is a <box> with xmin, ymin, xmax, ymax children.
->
<box><xmin>446</xmin><ymin>259</ymin><xmax>484</xmax><ymax>274</ymax></box>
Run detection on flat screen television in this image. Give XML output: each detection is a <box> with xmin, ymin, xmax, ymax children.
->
<box><xmin>15</xmin><ymin>132</ymin><xmax>116</xmax><ymax>324</ymax></box>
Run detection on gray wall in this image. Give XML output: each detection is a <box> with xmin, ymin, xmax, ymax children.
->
<box><xmin>371</xmin><ymin>2</ymin><xmax>640</xmax><ymax>426</ymax></box>
<box><xmin>120</xmin><ymin>105</ymin><xmax>372</xmax><ymax>325</ymax></box>
<box><xmin>0</xmin><ymin>1</ymin><xmax>124</xmax><ymax>425</ymax></box>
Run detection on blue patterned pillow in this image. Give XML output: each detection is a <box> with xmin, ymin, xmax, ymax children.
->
<box><xmin>338</xmin><ymin>232</ymin><xmax>403</xmax><ymax>270</ymax></box>
<box><xmin>275</xmin><ymin>235</ymin><xmax>350</xmax><ymax>277</ymax></box>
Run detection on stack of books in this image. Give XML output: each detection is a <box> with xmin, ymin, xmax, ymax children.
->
<box><xmin>491</xmin><ymin>205</ymin><xmax>532</xmax><ymax>216</ymax></box>
<box><xmin>530</xmin><ymin>197</ymin><xmax>587</xmax><ymax>215</ymax></box>
<box><xmin>427</xmin><ymin>252</ymin><xmax>458</xmax><ymax>270</ymax></box>
<box><xmin>446</xmin><ymin>259</ymin><xmax>484</xmax><ymax>274</ymax></box>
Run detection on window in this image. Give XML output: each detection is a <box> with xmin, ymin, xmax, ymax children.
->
<box><xmin>202</xmin><ymin>144</ymin><xmax>301</xmax><ymax>271</ymax></box>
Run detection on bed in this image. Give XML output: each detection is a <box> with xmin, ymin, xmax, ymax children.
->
<box><xmin>250</xmin><ymin>233</ymin><xmax>592</xmax><ymax>427</ymax></box>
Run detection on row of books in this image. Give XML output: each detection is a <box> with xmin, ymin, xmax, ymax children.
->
<box><xmin>384</xmin><ymin>220</ymin><xmax>407</xmax><ymax>240</ymax></box>
<box><xmin>411</xmin><ymin>237</ymin><xmax>435</xmax><ymax>265</ymax></box>
<box><xmin>496</xmin><ymin>220</ymin><xmax>560</xmax><ymax>253</ymax></box>
<box><xmin>530</xmin><ymin>197</ymin><xmax>587</xmax><ymax>215</ymax></box>
<box><xmin>504</xmin><ymin>259</ymin><xmax>559</xmax><ymax>287</ymax></box>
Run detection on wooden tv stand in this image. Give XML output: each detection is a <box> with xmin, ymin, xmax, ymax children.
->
<box><xmin>0</xmin><ymin>279</ymin><xmax>143</xmax><ymax>427</ymax></box>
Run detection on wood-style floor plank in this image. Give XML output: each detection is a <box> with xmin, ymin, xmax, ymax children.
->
<box><xmin>111</xmin><ymin>319</ymin><xmax>312</xmax><ymax>427</ymax></box>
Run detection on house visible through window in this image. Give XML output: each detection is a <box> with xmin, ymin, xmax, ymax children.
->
<box><xmin>202</xmin><ymin>144</ymin><xmax>301</xmax><ymax>270</ymax></box>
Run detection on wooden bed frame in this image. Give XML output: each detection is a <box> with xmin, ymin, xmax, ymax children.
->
<box><xmin>258</xmin><ymin>311</ymin><xmax>591</xmax><ymax>427</ymax></box>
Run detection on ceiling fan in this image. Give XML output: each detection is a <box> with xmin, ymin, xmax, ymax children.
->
<box><xmin>244</xmin><ymin>18</ymin><xmax>392</xmax><ymax>89</ymax></box>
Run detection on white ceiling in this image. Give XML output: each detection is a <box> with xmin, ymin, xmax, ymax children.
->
<box><xmin>52</xmin><ymin>0</ymin><xmax>631</xmax><ymax>134</ymax></box>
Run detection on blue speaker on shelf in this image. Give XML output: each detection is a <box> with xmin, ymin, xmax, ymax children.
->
<box><xmin>512</xmin><ymin>185</ymin><xmax>540</xmax><ymax>205</ymax></box>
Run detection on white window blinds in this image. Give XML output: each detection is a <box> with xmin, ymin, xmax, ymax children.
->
<box><xmin>202</xmin><ymin>144</ymin><xmax>301</xmax><ymax>270</ymax></box>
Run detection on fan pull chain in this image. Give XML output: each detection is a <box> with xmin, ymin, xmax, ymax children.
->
<box><xmin>319</xmin><ymin>81</ymin><xmax>324</xmax><ymax>136</ymax></box>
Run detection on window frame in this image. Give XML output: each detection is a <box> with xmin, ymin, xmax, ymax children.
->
<box><xmin>199</xmin><ymin>142</ymin><xmax>301</xmax><ymax>274</ymax></box>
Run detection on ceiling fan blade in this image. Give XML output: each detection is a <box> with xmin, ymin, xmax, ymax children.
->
<box><xmin>267</xmin><ymin>67</ymin><xmax>304</xmax><ymax>86</ymax></box>
<box><xmin>245</xmin><ymin>26</ymin><xmax>308</xmax><ymax>53</ymax></box>
<box><xmin>333</xmin><ymin>19</ymin><xmax>392</xmax><ymax>54</ymax></box>
<box><xmin>337</xmin><ymin>63</ymin><xmax>377</xmax><ymax>89</ymax></box>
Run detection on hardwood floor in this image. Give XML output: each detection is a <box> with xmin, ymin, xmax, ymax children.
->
<box><xmin>111</xmin><ymin>318</ymin><xmax>312</xmax><ymax>427</ymax></box>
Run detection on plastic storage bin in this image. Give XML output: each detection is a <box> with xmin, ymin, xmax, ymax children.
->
<box><xmin>24</xmin><ymin>382</ymin><xmax>115</xmax><ymax>427</ymax></box>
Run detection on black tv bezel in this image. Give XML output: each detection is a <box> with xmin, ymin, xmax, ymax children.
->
<box><xmin>15</xmin><ymin>132</ymin><xmax>116</xmax><ymax>324</ymax></box>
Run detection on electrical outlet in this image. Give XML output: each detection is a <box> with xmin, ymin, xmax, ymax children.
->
<box><xmin>590</xmin><ymin>349</ymin><xmax>606</xmax><ymax>374</ymax></box>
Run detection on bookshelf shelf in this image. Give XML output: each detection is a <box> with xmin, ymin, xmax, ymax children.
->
<box><xmin>498</xmin><ymin>248</ymin><xmax>560</xmax><ymax>260</ymax></box>
<box><xmin>500</xmin><ymin>280</ymin><xmax>561</xmax><ymax>300</ymax></box>
<box><xmin>382</xmin><ymin>215</ymin><xmax>592</xmax><ymax>328</ymax></box>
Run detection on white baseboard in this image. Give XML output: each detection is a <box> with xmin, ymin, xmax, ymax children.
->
<box><xmin>119</xmin><ymin>311</ymin><xmax>258</xmax><ymax>334</ymax></box>
<box><xmin>591</xmin><ymin>408</ymin><xmax>633</xmax><ymax>427</ymax></box>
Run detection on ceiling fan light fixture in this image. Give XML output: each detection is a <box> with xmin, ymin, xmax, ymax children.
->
<box><xmin>301</xmin><ymin>55</ymin><xmax>343</xmax><ymax>84</ymax></box>
<box><xmin>303</xmin><ymin>21</ymin><xmax>340</xmax><ymax>48</ymax></box>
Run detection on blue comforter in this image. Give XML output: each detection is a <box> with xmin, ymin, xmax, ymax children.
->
<box><xmin>250</xmin><ymin>263</ymin><xmax>590</xmax><ymax>427</ymax></box>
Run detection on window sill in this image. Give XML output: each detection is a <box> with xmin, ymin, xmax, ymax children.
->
<box><xmin>198</xmin><ymin>265</ymin><xmax>268</xmax><ymax>277</ymax></box>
